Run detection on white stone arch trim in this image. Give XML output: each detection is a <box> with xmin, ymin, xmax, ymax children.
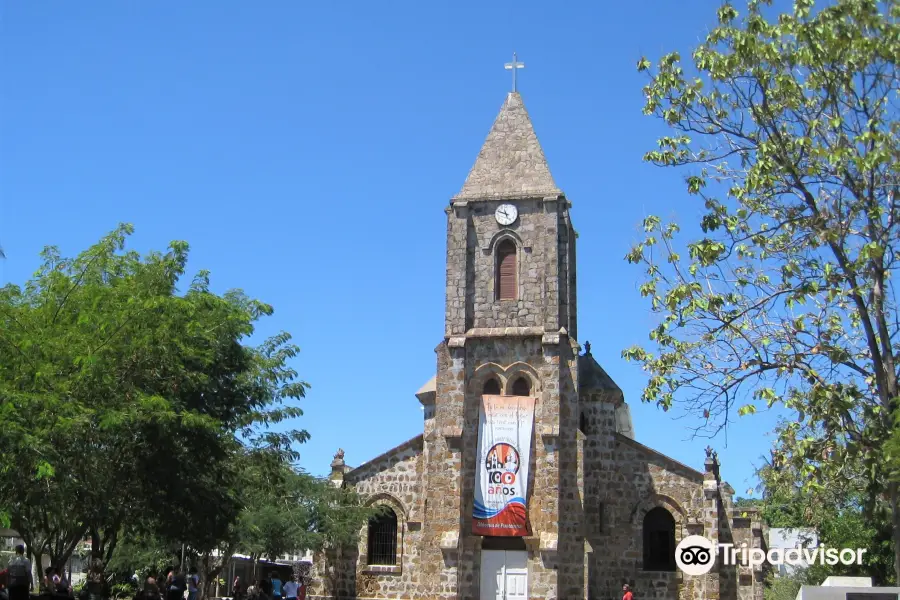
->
<box><xmin>484</xmin><ymin>229</ymin><xmax>524</xmax><ymax>254</ymax></box>
<box><xmin>470</xmin><ymin>362</ymin><xmax>543</xmax><ymax>395</ymax></box>
<box><xmin>359</xmin><ymin>493</ymin><xmax>405</xmax><ymax>570</ymax></box>
<box><xmin>470</xmin><ymin>362</ymin><xmax>511</xmax><ymax>395</ymax></box>
<box><xmin>365</xmin><ymin>492</ymin><xmax>408</xmax><ymax>519</ymax></box>
<box><xmin>630</xmin><ymin>494</ymin><xmax>688</xmax><ymax>527</ymax></box>
<box><xmin>503</xmin><ymin>362</ymin><xmax>542</xmax><ymax>395</ymax></box>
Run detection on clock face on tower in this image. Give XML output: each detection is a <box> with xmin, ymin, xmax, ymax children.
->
<box><xmin>495</xmin><ymin>204</ymin><xmax>518</xmax><ymax>226</ymax></box>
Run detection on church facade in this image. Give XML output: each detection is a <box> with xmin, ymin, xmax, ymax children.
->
<box><xmin>307</xmin><ymin>92</ymin><xmax>768</xmax><ymax>600</ymax></box>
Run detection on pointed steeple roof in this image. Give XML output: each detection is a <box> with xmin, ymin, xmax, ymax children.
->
<box><xmin>454</xmin><ymin>92</ymin><xmax>561</xmax><ymax>201</ymax></box>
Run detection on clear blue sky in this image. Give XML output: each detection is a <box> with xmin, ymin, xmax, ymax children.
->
<box><xmin>0</xmin><ymin>1</ymin><xmax>787</xmax><ymax>495</ymax></box>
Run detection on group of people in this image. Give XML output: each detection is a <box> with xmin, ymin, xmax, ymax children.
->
<box><xmin>230</xmin><ymin>572</ymin><xmax>305</xmax><ymax>600</ymax></box>
<box><xmin>0</xmin><ymin>545</ymin><xmax>73</xmax><ymax>600</ymax></box>
<box><xmin>2</xmin><ymin>545</ymin><xmax>306</xmax><ymax>600</ymax></box>
<box><xmin>1</xmin><ymin>544</ymin><xmax>205</xmax><ymax>600</ymax></box>
<box><xmin>132</xmin><ymin>566</ymin><xmax>200</xmax><ymax>600</ymax></box>
<box><xmin>1</xmin><ymin>544</ymin><xmax>39</xmax><ymax>600</ymax></box>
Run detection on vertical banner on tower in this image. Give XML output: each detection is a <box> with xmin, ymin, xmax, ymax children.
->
<box><xmin>473</xmin><ymin>394</ymin><xmax>535</xmax><ymax>536</ymax></box>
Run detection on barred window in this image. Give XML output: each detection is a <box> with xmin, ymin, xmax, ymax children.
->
<box><xmin>367</xmin><ymin>508</ymin><xmax>398</xmax><ymax>565</ymax></box>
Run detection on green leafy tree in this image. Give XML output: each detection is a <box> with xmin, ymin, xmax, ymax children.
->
<box><xmin>105</xmin><ymin>531</ymin><xmax>177</xmax><ymax>581</ymax></box>
<box><xmin>0</xmin><ymin>224</ymin><xmax>309</xmax><ymax>574</ymax></box>
<box><xmin>764</xmin><ymin>571</ymin><xmax>807</xmax><ymax>600</ymax></box>
<box><xmin>624</xmin><ymin>0</ymin><xmax>900</xmax><ymax>581</ymax></box>
<box><xmin>188</xmin><ymin>451</ymin><xmax>375</xmax><ymax>600</ymax></box>
<box><xmin>758</xmin><ymin>460</ymin><xmax>896</xmax><ymax>584</ymax></box>
<box><xmin>888</xmin><ymin>406</ymin><xmax>900</xmax><ymax>480</ymax></box>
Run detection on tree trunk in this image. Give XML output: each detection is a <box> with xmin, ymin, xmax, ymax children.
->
<box><xmin>889</xmin><ymin>480</ymin><xmax>900</xmax><ymax>584</ymax></box>
<box><xmin>198</xmin><ymin>547</ymin><xmax>232</xmax><ymax>600</ymax></box>
<box><xmin>30</xmin><ymin>549</ymin><xmax>44</xmax><ymax>592</ymax></box>
<box><xmin>50</xmin><ymin>525</ymin><xmax>89</xmax><ymax>575</ymax></box>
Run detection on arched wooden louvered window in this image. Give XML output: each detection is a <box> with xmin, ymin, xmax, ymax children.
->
<box><xmin>367</xmin><ymin>508</ymin><xmax>398</xmax><ymax>565</ymax></box>
<box><xmin>496</xmin><ymin>240</ymin><xmax>517</xmax><ymax>300</ymax></box>
<box><xmin>511</xmin><ymin>377</ymin><xmax>531</xmax><ymax>396</ymax></box>
<box><xmin>643</xmin><ymin>507</ymin><xmax>676</xmax><ymax>571</ymax></box>
<box><xmin>483</xmin><ymin>379</ymin><xmax>501</xmax><ymax>395</ymax></box>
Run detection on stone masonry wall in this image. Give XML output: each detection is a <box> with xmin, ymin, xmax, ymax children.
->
<box><xmin>309</xmin><ymin>89</ymin><xmax>759</xmax><ymax>600</ymax></box>
<box><xmin>459</xmin><ymin>336</ymin><xmax>554</xmax><ymax>599</ymax></box>
<box><xmin>308</xmin><ymin>438</ymin><xmax>424</xmax><ymax>600</ymax></box>
<box><xmin>444</xmin><ymin>197</ymin><xmax>570</xmax><ymax>335</ymax></box>
<box><xmin>726</xmin><ymin>504</ymin><xmax>768</xmax><ymax>600</ymax></box>
<box><xmin>566</xmin><ymin>219</ymin><xmax>577</xmax><ymax>340</ymax></box>
<box><xmin>581</xmin><ymin>388</ymin><xmax>710</xmax><ymax>600</ymax></box>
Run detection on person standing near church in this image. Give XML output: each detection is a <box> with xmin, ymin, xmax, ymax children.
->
<box><xmin>623</xmin><ymin>583</ymin><xmax>633</xmax><ymax>600</ymax></box>
<box><xmin>85</xmin><ymin>560</ymin><xmax>107</xmax><ymax>600</ymax></box>
<box><xmin>296</xmin><ymin>577</ymin><xmax>305</xmax><ymax>600</ymax></box>
<box><xmin>268</xmin><ymin>573</ymin><xmax>281</xmax><ymax>600</ymax></box>
<box><xmin>6</xmin><ymin>545</ymin><xmax>32</xmax><ymax>600</ymax></box>
<box><xmin>186</xmin><ymin>568</ymin><xmax>199</xmax><ymax>600</ymax></box>
<box><xmin>281</xmin><ymin>576</ymin><xmax>297</xmax><ymax>600</ymax></box>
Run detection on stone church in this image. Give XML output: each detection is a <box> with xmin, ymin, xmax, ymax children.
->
<box><xmin>307</xmin><ymin>91</ymin><xmax>768</xmax><ymax>600</ymax></box>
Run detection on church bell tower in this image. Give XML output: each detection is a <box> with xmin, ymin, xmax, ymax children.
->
<box><xmin>423</xmin><ymin>89</ymin><xmax>586</xmax><ymax>599</ymax></box>
<box><xmin>444</xmin><ymin>91</ymin><xmax>577</xmax><ymax>340</ymax></box>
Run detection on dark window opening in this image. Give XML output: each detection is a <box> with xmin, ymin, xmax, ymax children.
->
<box><xmin>643</xmin><ymin>507</ymin><xmax>676</xmax><ymax>571</ymax></box>
<box><xmin>367</xmin><ymin>508</ymin><xmax>398</xmax><ymax>565</ymax></box>
<box><xmin>580</xmin><ymin>411</ymin><xmax>588</xmax><ymax>434</ymax></box>
<box><xmin>497</xmin><ymin>240</ymin><xmax>517</xmax><ymax>300</ymax></box>
<box><xmin>511</xmin><ymin>377</ymin><xmax>531</xmax><ymax>396</ymax></box>
<box><xmin>483</xmin><ymin>379</ymin><xmax>501</xmax><ymax>395</ymax></box>
<box><xmin>482</xmin><ymin>536</ymin><xmax>527</xmax><ymax>551</ymax></box>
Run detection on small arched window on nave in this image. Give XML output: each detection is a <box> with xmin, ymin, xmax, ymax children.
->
<box><xmin>642</xmin><ymin>507</ymin><xmax>676</xmax><ymax>571</ymax></box>
<box><xmin>367</xmin><ymin>507</ymin><xmax>398</xmax><ymax>566</ymax></box>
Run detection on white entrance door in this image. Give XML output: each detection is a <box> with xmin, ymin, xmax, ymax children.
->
<box><xmin>481</xmin><ymin>550</ymin><xmax>528</xmax><ymax>600</ymax></box>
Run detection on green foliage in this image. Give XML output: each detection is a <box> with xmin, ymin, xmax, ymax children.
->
<box><xmin>105</xmin><ymin>532</ymin><xmax>176</xmax><ymax>581</ymax></box>
<box><xmin>627</xmin><ymin>0</ymin><xmax>900</xmax><ymax>582</ymax></box>
<box><xmin>0</xmin><ymin>224</ymin><xmax>310</xmax><ymax>570</ymax></box>
<box><xmin>235</xmin><ymin>459</ymin><xmax>378</xmax><ymax>560</ymax></box>
<box><xmin>756</xmin><ymin>456</ymin><xmax>896</xmax><ymax>584</ymax></box>
<box><xmin>734</xmin><ymin>497</ymin><xmax>762</xmax><ymax>507</ymax></box>
<box><xmin>764</xmin><ymin>571</ymin><xmax>806</xmax><ymax>600</ymax></box>
<box><xmin>187</xmin><ymin>449</ymin><xmax>374</xmax><ymax>600</ymax></box>
<box><xmin>110</xmin><ymin>582</ymin><xmax>138</xmax><ymax>600</ymax></box>
<box><xmin>887</xmin><ymin>406</ymin><xmax>900</xmax><ymax>482</ymax></box>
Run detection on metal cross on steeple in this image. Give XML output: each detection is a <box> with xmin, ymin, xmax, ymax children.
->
<box><xmin>504</xmin><ymin>52</ymin><xmax>524</xmax><ymax>92</ymax></box>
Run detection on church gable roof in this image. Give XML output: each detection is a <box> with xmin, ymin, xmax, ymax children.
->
<box><xmin>614</xmin><ymin>433</ymin><xmax>705</xmax><ymax>482</ymax></box>
<box><xmin>454</xmin><ymin>92</ymin><xmax>561</xmax><ymax>201</ymax></box>
<box><xmin>578</xmin><ymin>353</ymin><xmax>622</xmax><ymax>393</ymax></box>
<box><xmin>345</xmin><ymin>434</ymin><xmax>424</xmax><ymax>483</ymax></box>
